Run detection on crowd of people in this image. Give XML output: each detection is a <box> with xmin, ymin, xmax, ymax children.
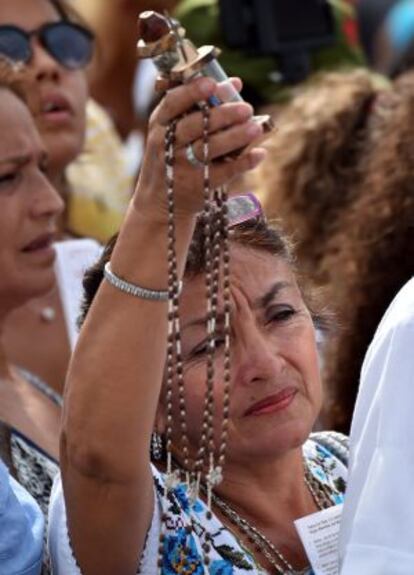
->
<box><xmin>1</xmin><ymin>0</ymin><xmax>413</xmax><ymax>574</ymax></box>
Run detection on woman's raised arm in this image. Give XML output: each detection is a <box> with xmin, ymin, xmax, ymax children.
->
<box><xmin>58</xmin><ymin>76</ymin><xmax>265</xmax><ymax>575</ymax></box>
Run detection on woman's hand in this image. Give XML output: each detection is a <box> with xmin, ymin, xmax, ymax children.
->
<box><xmin>134</xmin><ymin>76</ymin><xmax>266</xmax><ymax>221</ymax></box>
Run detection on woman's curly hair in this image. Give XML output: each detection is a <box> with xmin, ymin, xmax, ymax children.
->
<box><xmin>254</xmin><ymin>69</ymin><xmax>388</xmax><ymax>281</ymax></box>
<box><xmin>321</xmin><ymin>71</ymin><xmax>414</xmax><ymax>432</ymax></box>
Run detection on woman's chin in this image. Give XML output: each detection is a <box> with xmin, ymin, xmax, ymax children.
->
<box><xmin>18</xmin><ymin>272</ymin><xmax>57</xmax><ymax>303</ymax></box>
<box><xmin>41</xmin><ymin>130</ymin><xmax>85</xmax><ymax>175</ymax></box>
<box><xmin>228</xmin><ymin>425</ymin><xmax>311</xmax><ymax>464</ymax></box>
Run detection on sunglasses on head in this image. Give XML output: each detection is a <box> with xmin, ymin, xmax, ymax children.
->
<box><xmin>0</xmin><ymin>21</ymin><xmax>94</xmax><ymax>70</ymax></box>
<box><xmin>227</xmin><ymin>193</ymin><xmax>264</xmax><ymax>227</ymax></box>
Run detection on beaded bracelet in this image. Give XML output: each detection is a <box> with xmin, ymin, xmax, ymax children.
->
<box><xmin>104</xmin><ymin>262</ymin><xmax>181</xmax><ymax>301</ymax></box>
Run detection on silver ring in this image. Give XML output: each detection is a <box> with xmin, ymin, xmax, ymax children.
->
<box><xmin>185</xmin><ymin>143</ymin><xmax>204</xmax><ymax>168</ymax></box>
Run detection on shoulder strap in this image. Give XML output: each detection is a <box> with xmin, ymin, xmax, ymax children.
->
<box><xmin>310</xmin><ymin>431</ymin><xmax>350</xmax><ymax>467</ymax></box>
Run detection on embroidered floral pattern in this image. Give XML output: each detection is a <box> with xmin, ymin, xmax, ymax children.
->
<box><xmin>140</xmin><ymin>436</ymin><xmax>348</xmax><ymax>575</ymax></box>
<box><xmin>161</xmin><ymin>528</ymin><xmax>204</xmax><ymax>575</ymax></box>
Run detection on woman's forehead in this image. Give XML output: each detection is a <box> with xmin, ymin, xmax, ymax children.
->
<box><xmin>0</xmin><ymin>90</ymin><xmax>40</xmax><ymax>156</ymax></box>
<box><xmin>182</xmin><ymin>247</ymin><xmax>297</xmax><ymax>307</ymax></box>
<box><xmin>231</xmin><ymin>244</ymin><xmax>291</xmax><ymax>273</ymax></box>
<box><xmin>0</xmin><ymin>0</ymin><xmax>59</xmax><ymax>30</ymax></box>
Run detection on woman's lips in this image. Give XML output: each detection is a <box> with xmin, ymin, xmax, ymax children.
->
<box><xmin>244</xmin><ymin>388</ymin><xmax>297</xmax><ymax>417</ymax></box>
<box><xmin>38</xmin><ymin>94</ymin><xmax>73</xmax><ymax>125</ymax></box>
<box><xmin>22</xmin><ymin>233</ymin><xmax>55</xmax><ymax>261</ymax></box>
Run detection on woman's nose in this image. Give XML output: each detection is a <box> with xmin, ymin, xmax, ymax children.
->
<box><xmin>31</xmin><ymin>174</ymin><xmax>65</xmax><ymax>220</ymax></box>
<box><xmin>232</xmin><ymin>321</ymin><xmax>287</xmax><ymax>388</ymax></box>
<box><xmin>30</xmin><ymin>38</ymin><xmax>61</xmax><ymax>82</ymax></box>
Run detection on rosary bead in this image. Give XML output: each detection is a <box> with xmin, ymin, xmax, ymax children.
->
<box><xmin>160</xmin><ymin>110</ymin><xmax>233</xmax><ymax>575</ymax></box>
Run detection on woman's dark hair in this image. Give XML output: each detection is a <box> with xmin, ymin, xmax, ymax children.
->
<box><xmin>79</xmin><ymin>215</ymin><xmax>331</xmax><ymax>332</ymax></box>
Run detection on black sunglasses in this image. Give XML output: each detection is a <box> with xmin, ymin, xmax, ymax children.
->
<box><xmin>0</xmin><ymin>22</ymin><xmax>94</xmax><ymax>70</ymax></box>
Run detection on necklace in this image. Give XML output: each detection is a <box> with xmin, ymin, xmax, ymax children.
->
<box><xmin>26</xmin><ymin>288</ymin><xmax>58</xmax><ymax>324</ymax></box>
<box><xmin>39</xmin><ymin>306</ymin><xmax>56</xmax><ymax>323</ymax></box>
<box><xmin>303</xmin><ymin>465</ymin><xmax>333</xmax><ymax>511</ymax></box>
<box><xmin>209</xmin><ymin>462</ymin><xmax>333</xmax><ymax>575</ymax></box>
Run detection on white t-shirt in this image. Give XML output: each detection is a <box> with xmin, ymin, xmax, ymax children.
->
<box><xmin>339</xmin><ymin>277</ymin><xmax>414</xmax><ymax>573</ymax></box>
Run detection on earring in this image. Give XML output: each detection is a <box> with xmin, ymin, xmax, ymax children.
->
<box><xmin>151</xmin><ymin>432</ymin><xmax>163</xmax><ymax>461</ymax></box>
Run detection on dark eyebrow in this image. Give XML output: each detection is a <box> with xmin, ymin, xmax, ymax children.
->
<box><xmin>257</xmin><ymin>281</ymin><xmax>292</xmax><ymax>309</ymax></box>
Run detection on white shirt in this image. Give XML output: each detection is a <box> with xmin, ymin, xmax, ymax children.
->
<box><xmin>339</xmin><ymin>277</ymin><xmax>414</xmax><ymax>573</ymax></box>
<box><xmin>54</xmin><ymin>239</ymin><xmax>102</xmax><ymax>349</ymax></box>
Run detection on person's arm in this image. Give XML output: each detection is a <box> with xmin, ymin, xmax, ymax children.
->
<box><xmin>58</xmin><ymin>77</ymin><xmax>265</xmax><ymax>575</ymax></box>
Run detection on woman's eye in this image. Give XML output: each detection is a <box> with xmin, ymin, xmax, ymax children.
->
<box><xmin>267</xmin><ymin>306</ymin><xmax>296</xmax><ymax>324</ymax></box>
<box><xmin>192</xmin><ymin>344</ymin><xmax>208</xmax><ymax>357</ymax></box>
<box><xmin>0</xmin><ymin>171</ymin><xmax>18</xmax><ymax>186</ymax></box>
<box><xmin>191</xmin><ymin>336</ymin><xmax>225</xmax><ymax>357</ymax></box>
